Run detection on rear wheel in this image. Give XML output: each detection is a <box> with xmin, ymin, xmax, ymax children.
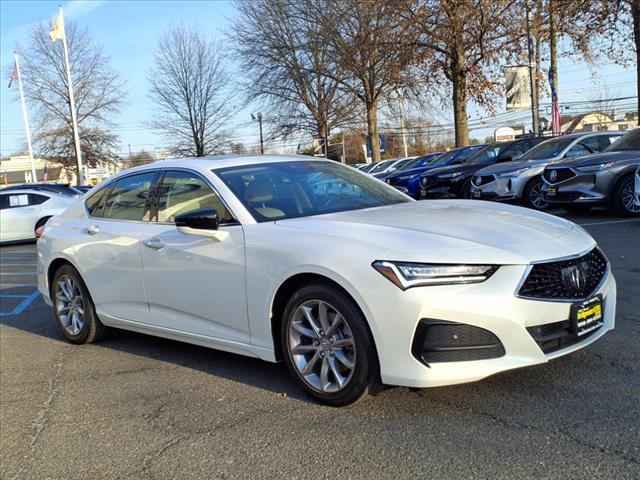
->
<box><xmin>612</xmin><ymin>174</ymin><xmax>640</xmax><ymax>217</ymax></box>
<box><xmin>523</xmin><ymin>177</ymin><xmax>548</xmax><ymax>210</ymax></box>
<box><xmin>281</xmin><ymin>284</ymin><xmax>380</xmax><ymax>406</ymax></box>
<box><xmin>52</xmin><ymin>265</ymin><xmax>109</xmax><ymax>344</ymax></box>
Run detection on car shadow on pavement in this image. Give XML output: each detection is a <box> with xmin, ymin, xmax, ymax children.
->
<box><xmin>0</xmin><ymin>301</ymin><xmax>314</xmax><ymax>403</ymax></box>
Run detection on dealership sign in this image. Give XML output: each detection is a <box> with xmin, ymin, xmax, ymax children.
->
<box><xmin>494</xmin><ymin>127</ymin><xmax>516</xmax><ymax>142</ymax></box>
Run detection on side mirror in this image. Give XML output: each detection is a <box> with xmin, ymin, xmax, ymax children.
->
<box><xmin>565</xmin><ymin>149</ymin><xmax>581</xmax><ymax>158</ymax></box>
<box><xmin>175</xmin><ymin>208</ymin><xmax>228</xmax><ymax>241</ymax></box>
<box><xmin>497</xmin><ymin>155</ymin><xmax>512</xmax><ymax>163</ymax></box>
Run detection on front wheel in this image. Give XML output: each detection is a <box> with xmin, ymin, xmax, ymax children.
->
<box><xmin>52</xmin><ymin>264</ymin><xmax>109</xmax><ymax>344</ymax></box>
<box><xmin>281</xmin><ymin>284</ymin><xmax>380</xmax><ymax>406</ymax></box>
<box><xmin>612</xmin><ymin>174</ymin><xmax>640</xmax><ymax>217</ymax></box>
<box><xmin>523</xmin><ymin>177</ymin><xmax>549</xmax><ymax>210</ymax></box>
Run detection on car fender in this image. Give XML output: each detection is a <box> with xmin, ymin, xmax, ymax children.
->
<box><xmin>607</xmin><ymin>165</ymin><xmax>640</xmax><ymax>197</ymax></box>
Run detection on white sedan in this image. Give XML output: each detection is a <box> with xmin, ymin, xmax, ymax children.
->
<box><xmin>37</xmin><ymin>156</ymin><xmax>616</xmax><ymax>406</ymax></box>
<box><xmin>0</xmin><ymin>188</ymin><xmax>77</xmax><ymax>243</ymax></box>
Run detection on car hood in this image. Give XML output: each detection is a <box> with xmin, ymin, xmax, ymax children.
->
<box><xmin>477</xmin><ymin>157</ymin><xmax>555</xmax><ymax>175</ymax></box>
<box><xmin>387</xmin><ymin>165</ymin><xmax>428</xmax><ymax>179</ymax></box>
<box><xmin>422</xmin><ymin>162</ymin><xmax>484</xmax><ymax>178</ymax></box>
<box><xmin>275</xmin><ymin>200</ymin><xmax>594</xmax><ymax>265</ymax></box>
<box><xmin>552</xmin><ymin>150</ymin><xmax>640</xmax><ymax>168</ymax></box>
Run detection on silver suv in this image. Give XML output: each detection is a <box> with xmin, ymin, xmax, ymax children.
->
<box><xmin>470</xmin><ymin>132</ymin><xmax>622</xmax><ymax>210</ymax></box>
<box><xmin>542</xmin><ymin>128</ymin><xmax>640</xmax><ymax>216</ymax></box>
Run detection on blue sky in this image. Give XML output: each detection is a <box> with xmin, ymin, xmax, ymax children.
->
<box><xmin>1</xmin><ymin>0</ymin><xmax>637</xmax><ymax>158</ymax></box>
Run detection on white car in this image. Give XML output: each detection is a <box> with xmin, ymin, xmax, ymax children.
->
<box><xmin>37</xmin><ymin>156</ymin><xmax>616</xmax><ymax>406</ymax></box>
<box><xmin>0</xmin><ymin>188</ymin><xmax>77</xmax><ymax>243</ymax></box>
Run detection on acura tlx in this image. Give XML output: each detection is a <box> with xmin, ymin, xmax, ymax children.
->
<box><xmin>37</xmin><ymin>156</ymin><xmax>615</xmax><ymax>406</ymax></box>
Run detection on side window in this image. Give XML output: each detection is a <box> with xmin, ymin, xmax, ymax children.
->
<box><xmin>5</xmin><ymin>193</ymin><xmax>29</xmax><ymax>208</ymax></box>
<box><xmin>85</xmin><ymin>185</ymin><xmax>111</xmax><ymax>217</ymax></box>
<box><xmin>28</xmin><ymin>193</ymin><xmax>49</xmax><ymax>206</ymax></box>
<box><xmin>103</xmin><ymin>172</ymin><xmax>156</xmax><ymax>221</ymax></box>
<box><xmin>156</xmin><ymin>170</ymin><xmax>234</xmax><ymax>224</ymax></box>
<box><xmin>506</xmin><ymin>142</ymin><xmax>528</xmax><ymax>160</ymax></box>
<box><xmin>0</xmin><ymin>195</ymin><xmax>8</xmax><ymax>210</ymax></box>
<box><xmin>580</xmin><ymin>137</ymin><xmax>600</xmax><ymax>153</ymax></box>
<box><xmin>601</xmin><ymin>135</ymin><xmax>619</xmax><ymax>150</ymax></box>
<box><xmin>566</xmin><ymin>143</ymin><xmax>591</xmax><ymax>158</ymax></box>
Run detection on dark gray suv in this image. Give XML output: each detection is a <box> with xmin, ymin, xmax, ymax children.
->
<box><xmin>542</xmin><ymin>128</ymin><xmax>640</xmax><ymax>216</ymax></box>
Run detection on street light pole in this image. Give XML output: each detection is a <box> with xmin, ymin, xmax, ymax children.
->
<box><xmin>252</xmin><ymin>113</ymin><xmax>264</xmax><ymax>154</ymax></box>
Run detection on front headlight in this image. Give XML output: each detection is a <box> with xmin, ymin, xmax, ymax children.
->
<box><xmin>372</xmin><ymin>261</ymin><xmax>497</xmax><ymax>289</ymax></box>
<box><xmin>576</xmin><ymin>162</ymin><xmax>614</xmax><ymax>172</ymax></box>
<box><xmin>439</xmin><ymin>171</ymin><xmax>464</xmax><ymax>179</ymax></box>
<box><xmin>499</xmin><ymin>167</ymin><xmax>530</xmax><ymax>178</ymax></box>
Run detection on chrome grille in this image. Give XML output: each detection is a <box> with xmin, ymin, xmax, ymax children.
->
<box><xmin>518</xmin><ymin>248</ymin><xmax>608</xmax><ymax>300</ymax></box>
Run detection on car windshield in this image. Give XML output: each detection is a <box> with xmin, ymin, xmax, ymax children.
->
<box><xmin>387</xmin><ymin>158</ymin><xmax>414</xmax><ymax>172</ymax></box>
<box><xmin>463</xmin><ymin>144</ymin><xmax>504</xmax><ymax>164</ymax></box>
<box><xmin>358</xmin><ymin>163</ymin><xmax>376</xmax><ymax>173</ymax></box>
<box><xmin>605</xmin><ymin>129</ymin><xmax>640</xmax><ymax>152</ymax></box>
<box><xmin>215</xmin><ymin>161</ymin><xmax>410</xmax><ymax>222</ymax></box>
<box><xmin>368</xmin><ymin>160</ymin><xmax>395</xmax><ymax>174</ymax></box>
<box><xmin>521</xmin><ymin>137</ymin><xmax>574</xmax><ymax>160</ymax></box>
<box><xmin>429</xmin><ymin>149</ymin><xmax>460</xmax><ymax>167</ymax></box>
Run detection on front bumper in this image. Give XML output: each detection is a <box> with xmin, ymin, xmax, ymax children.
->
<box><xmin>471</xmin><ymin>175</ymin><xmax>529</xmax><ymax>201</ymax></box>
<box><xmin>542</xmin><ymin>169</ymin><xmax>612</xmax><ymax>205</ymax></box>
<box><xmin>364</xmin><ymin>264</ymin><xmax>616</xmax><ymax>388</ymax></box>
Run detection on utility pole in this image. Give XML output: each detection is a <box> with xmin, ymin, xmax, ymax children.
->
<box><xmin>252</xmin><ymin>113</ymin><xmax>264</xmax><ymax>154</ymax></box>
<box><xmin>525</xmin><ymin>1</ymin><xmax>539</xmax><ymax>135</ymax></box>
<box><xmin>397</xmin><ymin>89</ymin><xmax>409</xmax><ymax>157</ymax></box>
<box><xmin>549</xmin><ymin>0</ymin><xmax>560</xmax><ymax>135</ymax></box>
<box><xmin>12</xmin><ymin>52</ymin><xmax>37</xmax><ymax>183</ymax></box>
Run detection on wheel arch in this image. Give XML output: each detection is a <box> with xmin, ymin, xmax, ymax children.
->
<box><xmin>269</xmin><ymin>272</ymin><xmax>378</xmax><ymax>363</ymax></box>
<box><xmin>607</xmin><ymin>167</ymin><xmax>637</xmax><ymax>199</ymax></box>
<box><xmin>47</xmin><ymin>256</ymin><xmax>80</xmax><ymax>298</ymax></box>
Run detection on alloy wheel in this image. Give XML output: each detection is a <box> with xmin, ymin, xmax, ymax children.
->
<box><xmin>529</xmin><ymin>182</ymin><xmax>548</xmax><ymax>209</ymax></box>
<box><xmin>288</xmin><ymin>300</ymin><xmax>356</xmax><ymax>393</ymax></box>
<box><xmin>55</xmin><ymin>274</ymin><xmax>85</xmax><ymax>335</ymax></box>
<box><xmin>621</xmin><ymin>181</ymin><xmax>640</xmax><ymax>213</ymax></box>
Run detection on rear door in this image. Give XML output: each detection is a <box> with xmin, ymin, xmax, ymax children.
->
<box><xmin>73</xmin><ymin>171</ymin><xmax>159</xmax><ymax>324</ymax></box>
<box><xmin>140</xmin><ymin>169</ymin><xmax>249</xmax><ymax>343</ymax></box>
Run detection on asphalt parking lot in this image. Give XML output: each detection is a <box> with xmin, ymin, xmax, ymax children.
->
<box><xmin>1</xmin><ymin>209</ymin><xmax>639</xmax><ymax>479</ymax></box>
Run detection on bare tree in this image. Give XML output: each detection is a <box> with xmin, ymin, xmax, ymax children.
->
<box><xmin>148</xmin><ymin>24</ymin><xmax>233</xmax><ymax>157</ymax></box>
<box><xmin>319</xmin><ymin>0</ymin><xmax>417</xmax><ymax>162</ymax></box>
<box><xmin>231</xmin><ymin>0</ymin><xmax>359</xmax><ymax>147</ymax></box>
<box><xmin>15</xmin><ymin>22</ymin><xmax>124</xmax><ymax>167</ymax></box>
<box><xmin>408</xmin><ymin>0</ymin><xmax>519</xmax><ymax>147</ymax></box>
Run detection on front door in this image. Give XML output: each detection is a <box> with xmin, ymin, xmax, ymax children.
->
<box><xmin>140</xmin><ymin>169</ymin><xmax>249</xmax><ymax>344</ymax></box>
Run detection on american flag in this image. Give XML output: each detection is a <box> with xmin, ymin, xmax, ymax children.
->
<box><xmin>8</xmin><ymin>62</ymin><xmax>18</xmax><ymax>89</ymax></box>
<box><xmin>549</xmin><ymin>67</ymin><xmax>561</xmax><ymax>136</ymax></box>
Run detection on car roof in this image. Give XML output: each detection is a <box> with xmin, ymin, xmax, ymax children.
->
<box><xmin>115</xmin><ymin>154</ymin><xmax>328</xmax><ymax>178</ymax></box>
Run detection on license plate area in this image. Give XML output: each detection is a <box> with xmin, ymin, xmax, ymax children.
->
<box><xmin>472</xmin><ymin>189</ymin><xmax>482</xmax><ymax>198</ymax></box>
<box><xmin>571</xmin><ymin>295</ymin><xmax>603</xmax><ymax>337</ymax></box>
<box><xmin>546</xmin><ymin>186</ymin><xmax>556</xmax><ymax>196</ymax></box>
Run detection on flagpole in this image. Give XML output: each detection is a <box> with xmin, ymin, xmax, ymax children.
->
<box><xmin>57</xmin><ymin>6</ymin><xmax>84</xmax><ymax>185</ymax></box>
<box><xmin>14</xmin><ymin>52</ymin><xmax>37</xmax><ymax>183</ymax></box>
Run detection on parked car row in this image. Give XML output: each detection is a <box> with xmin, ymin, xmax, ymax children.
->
<box><xmin>405</xmin><ymin>129</ymin><xmax>638</xmax><ymax>216</ymax></box>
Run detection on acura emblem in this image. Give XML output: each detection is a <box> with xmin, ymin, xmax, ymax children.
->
<box><xmin>562</xmin><ymin>262</ymin><xmax>589</xmax><ymax>292</ymax></box>
<box><xmin>475</xmin><ymin>176</ymin><xmax>482</xmax><ymax>185</ymax></box>
<box><xmin>550</xmin><ymin>170</ymin><xmax>557</xmax><ymax>182</ymax></box>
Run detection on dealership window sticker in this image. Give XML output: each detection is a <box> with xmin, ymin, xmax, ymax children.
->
<box><xmin>9</xmin><ymin>195</ymin><xmax>28</xmax><ymax>207</ymax></box>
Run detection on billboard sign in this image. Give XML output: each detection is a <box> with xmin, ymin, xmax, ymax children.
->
<box><xmin>494</xmin><ymin>127</ymin><xmax>516</xmax><ymax>142</ymax></box>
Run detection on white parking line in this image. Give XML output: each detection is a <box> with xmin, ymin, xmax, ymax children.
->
<box><xmin>578</xmin><ymin>219</ymin><xmax>640</xmax><ymax>227</ymax></box>
<box><xmin>0</xmin><ymin>272</ymin><xmax>37</xmax><ymax>276</ymax></box>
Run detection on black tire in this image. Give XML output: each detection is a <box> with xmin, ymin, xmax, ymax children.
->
<box><xmin>51</xmin><ymin>264</ymin><xmax>109</xmax><ymax>344</ymax></box>
<box><xmin>34</xmin><ymin>216</ymin><xmax>51</xmax><ymax>234</ymax></box>
<box><xmin>522</xmin><ymin>176</ymin><xmax>549</xmax><ymax>210</ymax></box>
<box><xmin>563</xmin><ymin>204</ymin><xmax>592</xmax><ymax>214</ymax></box>
<box><xmin>281</xmin><ymin>284</ymin><xmax>381</xmax><ymax>406</ymax></box>
<box><xmin>612</xmin><ymin>174</ymin><xmax>640</xmax><ymax>217</ymax></box>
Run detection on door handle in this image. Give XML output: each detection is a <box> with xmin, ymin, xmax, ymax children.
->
<box><xmin>86</xmin><ymin>225</ymin><xmax>101</xmax><ymax>235</ymax></box>
<box><xmin>143</xmin><ymin>238</ymin><xmax>165</xmax><ymax>250</ymax></box>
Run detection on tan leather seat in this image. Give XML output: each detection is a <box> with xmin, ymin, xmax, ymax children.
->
<box><xmin>245</xmin><ymin>177</ymin><xmax>285</xmax><ymax>219</ymax></box>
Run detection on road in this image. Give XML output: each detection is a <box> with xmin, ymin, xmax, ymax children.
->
<box><xmin>1</xmin><ymin>210</ymin><xmax>639</xmax><ymax>479</ymax></box>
